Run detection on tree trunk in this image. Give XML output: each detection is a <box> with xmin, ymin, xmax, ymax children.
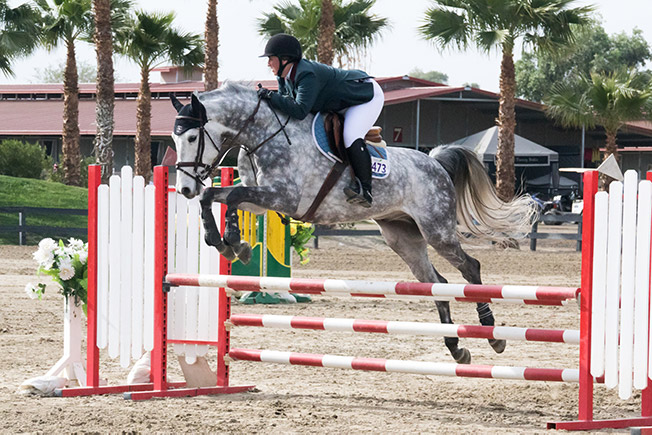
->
<box><xmin>317</xmin><ymin>0</ymin><xmax>335</xmax><ymax>65</ymax></box>
<box><xmin>93</xmin><ymin>0</ymin><xmax>114</xmax><ymax>183</ymax></box>
<box><xmin>495</xmin><ymin>47</ymin><xmax>516</xmax><ymax>201</ymax></box>
<box><xmin>62</xmin><ymin>39</ymin><xmax>81</xmax><ymax>186</ymax></box>
<box><xmin>204</xmin><ymin>0</ymin><xmax>219</xmax><ymax>91</ymax></box>
<box><xmin>604</xmin><ymin>129</ymin><xmax>619</xmax><ymax>161</ymax></box>
<box><xmin>135</xmin><ymin>67</ymin><xmax>152</xmax><ymax>182</ymax></box>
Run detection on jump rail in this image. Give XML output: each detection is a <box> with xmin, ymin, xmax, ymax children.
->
<box><xmin>165</xmin><ymin>273</ymin><xmax>579</xmax><ymax>303</ymax></box>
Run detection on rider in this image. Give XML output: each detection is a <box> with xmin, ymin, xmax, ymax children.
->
<box><xmin>257</xmin><ymin>33</ymin><xmax>385</xmax><ymax>208</ymax></box>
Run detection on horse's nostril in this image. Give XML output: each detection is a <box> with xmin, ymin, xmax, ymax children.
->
<box><xmin>181</xmin><ymin>187</ymin><xmax>192</xmax><ymax>197</ymax></box>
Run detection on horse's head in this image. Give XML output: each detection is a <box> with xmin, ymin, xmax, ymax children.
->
<box><xmin>171</xmin><ymin>92</ymin><xmax>228</xmax><ymax>198</ymax></box>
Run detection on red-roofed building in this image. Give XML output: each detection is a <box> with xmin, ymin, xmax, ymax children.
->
<box><xmin>2</xmin><ymin>68</ymin><xmax>652</xmax><ymax>190</ymax></box>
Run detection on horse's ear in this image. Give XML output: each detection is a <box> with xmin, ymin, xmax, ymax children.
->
<box><xmin>170</xmin><ymin>94</ymin><xmax>184</xmax><ymax>113</ymax></box>
<box><xmin>191</xmin><ymin>93</ymin><xmax>208</xmax><ymax>123</ymax></box>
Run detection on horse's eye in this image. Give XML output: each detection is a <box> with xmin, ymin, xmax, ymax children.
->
<box><xmin>188</xmin><ymin>135</ymin><xmax>197</xmax><ymax>142</ymax></box>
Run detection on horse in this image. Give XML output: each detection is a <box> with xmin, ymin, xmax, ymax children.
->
<box><xmin>170</xmin><ymin>82</ymin><xmax>537</xmax><ymax>364</ymax></box>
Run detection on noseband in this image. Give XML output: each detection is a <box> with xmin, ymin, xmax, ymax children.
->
<box><xmin>175</xmin><ymin>96</ymin><xmax>291</xmax><ymax>189</ymax></box>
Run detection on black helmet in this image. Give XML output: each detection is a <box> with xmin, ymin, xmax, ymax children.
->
<box><xmin>260</xmin><ymin>33</ymin><xmax>302</xmax><ymax>60</ymax></box>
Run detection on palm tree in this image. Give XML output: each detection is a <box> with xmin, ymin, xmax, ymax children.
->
<box><xmin>204</xmin><ymin>0</ymin><xmax>219</xmax><ymax>91</ymax></box>
<box><xmin>420</xmin><ymin>0</ymin><xmax>593</xmax><ymax>201</ymax></box>
<box><xmin>0</xmin><ymin>0</ymin><xmax>41</xmax><ymax>77</ymax></box>
<box><xmin>258</xmin><ymin>0</ymin><xmax>388</xmax><ymax>68</ymax></box>
<box><xmin>317</xmin><ymin>0</ymin><xmax>335</xmax><ymax>65</ymax></box>
<box><xmin>37</xmin><ymin>0</ymin><xmax>96</xmax><ymax>186</ymax></box>
<box><xmin>92</xmin><ymin>0</ymin><xmax>131</xmax><ymax>183</ymax></box>
<box><xmin>546</xmin><ymin>70</ymin><xmax>652</xmax><ymax>164</ymax></box>
<box><xmin>116</xmin><ymin>11</ymin><xmax>204</xmax><ymax>182</ymax></box>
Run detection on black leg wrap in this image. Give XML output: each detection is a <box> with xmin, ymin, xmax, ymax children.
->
<box><xmin>476</xmin><ymin>303</ymin><xmax>495</xmax><ymax>326</ymax></box>
<box><xmin>477</xmin><ymin>303</ymin><xmax>506</xmax><ymax>353</ymax></box>
<box><xmin>223</xmin><ymin>211</ymin><xmax>241</xmax><ymax>246</ymax></box>
<box><xmin>199</xmin><ymin>198</ymin><xmax>236</xmax><ymax>261</ymax></box>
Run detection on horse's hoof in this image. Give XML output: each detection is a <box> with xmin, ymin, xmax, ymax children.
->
<box><xmin>235</xmin><ymin>242</ymin><xmax>252</xmax><ymax>265</ymax></box>
<box><xmin>453</xmin><ymin>348</ymin><xmax>471</xmax><ymax>364</ymax></box>
<box><xmin>489</xmin><ymin>338</ymin><xmax>506</xmax><ymax>354</ymax></box>
<box><xmin>218</xmin><ymin>245</ymin><xmax>237</xmax><ymax>261</ymax></box>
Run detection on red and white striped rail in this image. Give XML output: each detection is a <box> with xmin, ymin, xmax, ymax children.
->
<box><xmin>229</xmin><ymin>314</ymin><xmax>580</xmax><ymax>344</ymax></box>
<box><xmin>228</xmin><ymin>348</ymin><xmax>580</xmax><ymax>382</ymax></box>
<box><xmin>166</xmin><ymin>274</ymin><xmax>579</xmax><ymax>304</ymax></box>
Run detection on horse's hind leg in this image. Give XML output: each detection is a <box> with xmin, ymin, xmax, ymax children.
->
<box><xmin>424</xmin><ymin>233</ymin><xmax>506</xmax><ymax>354</ymax></box>
<box><xmin>376</xmin><ymin>218</ymin><xmax>471</xmax><ymax>364</ymax></box>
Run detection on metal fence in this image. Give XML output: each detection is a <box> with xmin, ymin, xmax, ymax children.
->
<box><xmin>0</xmin><ymin>206</ymin><xmax>87</xmax><ymax>245</ymax></box>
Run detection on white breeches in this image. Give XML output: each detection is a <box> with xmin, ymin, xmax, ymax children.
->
<box><xmin>341</xmin><ymin>79</ymin><xmax>385</xmax><ymax>148</ymax></box>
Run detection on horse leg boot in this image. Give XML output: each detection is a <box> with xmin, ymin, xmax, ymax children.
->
<box><xmin>477</xmin><ymin>302</ymin><xmax>506</xmax><ymax>353</ymax></box>
<box><xmin>223</xmin><ymin>207</ymin><xmax>252</xmax><ymax>264</ymax></box>
<box><xmin>199</xmin><ymin>191</ymin><xmax>236</xmax><ymax>261</ymax></box>
<box><xmin>343</xmin><ymin>139</ymin><xmax>373</xmax><ymax>208</ymax></box>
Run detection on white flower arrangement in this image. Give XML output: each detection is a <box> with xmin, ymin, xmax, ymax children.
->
<box><xmin>25</xmin><ymin>238</ymin><xmax>89</xmax><ymax>313</ymax></box>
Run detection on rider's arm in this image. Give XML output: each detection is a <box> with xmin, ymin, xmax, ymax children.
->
<box><xmin>269</xmin><ymin>71</ymin><xmax>318</xmax><ymax>120</ymax></box>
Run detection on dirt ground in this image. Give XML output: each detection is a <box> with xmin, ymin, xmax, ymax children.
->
<box><xmin>0</xmin><ymin>236</ymin><xmax>643</xmax><ymax>434</ymax></box>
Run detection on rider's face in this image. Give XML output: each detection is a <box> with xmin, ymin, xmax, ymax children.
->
<box><xmin>267</xmin><ymin>56</ymin><xmax>280</xmax><ymax>75</ymax></box>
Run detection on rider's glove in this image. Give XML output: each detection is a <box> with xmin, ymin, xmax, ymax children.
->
<box><xmin>257</xmin><ymin>87</ymin><xmax>274</xmax><ymax>100</ymax></box>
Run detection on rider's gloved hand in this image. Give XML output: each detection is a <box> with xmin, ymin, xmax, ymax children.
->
<box><xmin>257</xmin><ymin>87</ymin><xmax>273</xmax><ymax>100</ymax></box>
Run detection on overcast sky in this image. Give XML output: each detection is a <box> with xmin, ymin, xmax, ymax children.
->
<box><xmin>1</xmin><ymin>0</ymin><xmax>650</xmax><ymax>92</ymax></box>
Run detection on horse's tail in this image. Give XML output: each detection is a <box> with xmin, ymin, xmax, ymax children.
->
<box><xmin>429</xmin><ymin>145</ymin><xmax>538</xmax><ymax>243</ymax></box>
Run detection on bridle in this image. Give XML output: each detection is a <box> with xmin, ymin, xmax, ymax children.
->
<box><xmin>175</xmin><ymin>96</ymin><xmax>292</xmax><ymax>189</ymax></box>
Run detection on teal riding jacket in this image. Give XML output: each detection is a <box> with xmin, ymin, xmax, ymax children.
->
<box><xmin>269</xmin><ymin>59</ymin><xmax>374</xmax><ymax>120</ymax></box>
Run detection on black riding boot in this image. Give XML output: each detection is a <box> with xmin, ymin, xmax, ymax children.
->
<box><xmin>343</xmin><ymin>138</ymin><xmax>373</xmax><ymax>207</ymax></box>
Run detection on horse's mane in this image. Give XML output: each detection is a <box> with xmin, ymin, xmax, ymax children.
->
<box><xmin>201</xmin><ymin>80</ymin><xmax>257</xmax><ymax>102</ymax></box>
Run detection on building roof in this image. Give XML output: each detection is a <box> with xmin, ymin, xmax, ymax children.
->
<box><xmin>446</xmin><ymin>126</ymin><xmax>559</xmax><ymax>163</ymax></box>
<box><xmin>1</xmin><ymin>77</ymin><xmax>651</xmax><ymax>138</ymax></box>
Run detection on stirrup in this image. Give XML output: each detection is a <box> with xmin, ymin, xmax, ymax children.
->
<box><xmin>343</xmin><ymin>179</ymin><xmax>372</xmax><ymax>208</ymax></box>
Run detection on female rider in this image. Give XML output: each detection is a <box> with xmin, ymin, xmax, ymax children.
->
<box><xmin>257</xmin><ymin>33</ymin><xmax>385</xmax><ymax>208</ymax></box>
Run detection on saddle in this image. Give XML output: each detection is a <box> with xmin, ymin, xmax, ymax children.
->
<box><xmin>322</xmin><ymin>112</ymin><xmax>386</xmax><ymax>162</ymax></box>
<box><xmin>298</xmin><ymin>113</ymin><xmax>385</xmax><ymax>222</ymax></box>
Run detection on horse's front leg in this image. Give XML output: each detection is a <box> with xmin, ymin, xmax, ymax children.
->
<box><xmin>202</xmin><ymin>185</ymin><xmax>295</xmax><ymax>264</ymax></box>
<box><xmin>199</xmin><ymin>189</ymin><xmax>237</xmax><ymax>261</ymax></box>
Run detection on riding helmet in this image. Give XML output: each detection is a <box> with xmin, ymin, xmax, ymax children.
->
<box><xmin>260</xmin><ymin>33</ymin><xmax>302</xmax><ymax>60</ymax></box>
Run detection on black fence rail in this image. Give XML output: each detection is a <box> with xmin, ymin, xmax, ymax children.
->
<box><xmin>528</xmin><ymin>213</ymin><xmax>583</xmax><ymax>251</ymax></box>
<box><xmin>312</xmin><ymin>225</ymin><xmax>381</xmax><ymax>249</ymax></box>
<box><xmin>0</xmin><ymin>206</ymin><xmax>87</xmax><ymax>245</ymax></box>
<box><xmin>313</xmin><ymin>216</ymin><xmax>583</xmax><ymax>252</ymax></box>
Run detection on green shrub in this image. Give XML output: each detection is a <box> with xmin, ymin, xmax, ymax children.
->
<box><xmin>42</xmin><ymin>155</ymin><xmax>97</xmax><ymax>186</ymax></box>
<box><xmin>0</xmin><ymin>140</ymin><xmax>47</xmax><ymax>179</ymax></box>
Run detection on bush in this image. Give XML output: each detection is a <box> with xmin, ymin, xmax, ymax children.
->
<box><xmin>0</xmin><ymin>140</ymin><xmax>47</xmax><ymax>179</ymax></box>
<box><xmin>42</xmin><ymin>155</ymin><xmax>96</xmax><ymax>186</ymax></box>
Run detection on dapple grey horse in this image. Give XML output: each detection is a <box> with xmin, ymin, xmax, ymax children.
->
<box><xmin>170</xmin><ymin>82</ymin><xmax>536</xmax><ymax>364</ymax></box>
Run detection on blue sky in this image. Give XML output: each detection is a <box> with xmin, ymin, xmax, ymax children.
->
<box><xmin>2</xmin><ymin>0</ymin><xmax>650</xmax><ymax>92</ymax></box>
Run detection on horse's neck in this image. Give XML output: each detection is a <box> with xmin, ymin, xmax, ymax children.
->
<box><xmin>239</xmin><ymin>114</ymin><xmax>320</xmax><ymax>185</ymax></box>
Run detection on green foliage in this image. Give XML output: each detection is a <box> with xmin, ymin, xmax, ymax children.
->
<box><xmin>419</xmin><ymin>0</ymin><xmax>594</xmax><ymax>55</ymax></box>
<box><xmin>0</xmin><ymin>139</ymin><xmax>47</xmax><ymax>179</ymax></box>
<box><xmin>41</xmin><ymin>155</ymin><xmax>95</xmax><ymax>185</ymax></box>
<box><xmin>409</xmin><ymin>67</ymin><xmax>448</xmax><ymax>84</ymax></box>
<box><xmin>545</xmin><ymin>69</ymin><xmax>652</xmax><ymax>140</ymax></box>
<box><xmin>258</xmin><ymin>0</ymin><xmax>388</xmax><ymax>67</ymax></box>
<box><xmin>115</xmin><ymin>10</ymin><xmax>204</xmax><ymax>72</ymax></box>
<box><xmin>0</xmin><ymin>0</ymin><xmax>42</xmax><ymax>76</ymax></box>
<box><xmin>516</xmin><ymin>24</ymin><xmax>652</xmax><ymax>102</ymax></box>
<box><xmin>289</xmin><ymin>219</ymin><xmax>314</xmax><ymax>264</ymax></box>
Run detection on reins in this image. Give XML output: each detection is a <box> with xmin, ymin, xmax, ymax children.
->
<box><xmin>175</xmin><ymin>93</ymin><xmax>292</xmax><ymax>189</ymax></box>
